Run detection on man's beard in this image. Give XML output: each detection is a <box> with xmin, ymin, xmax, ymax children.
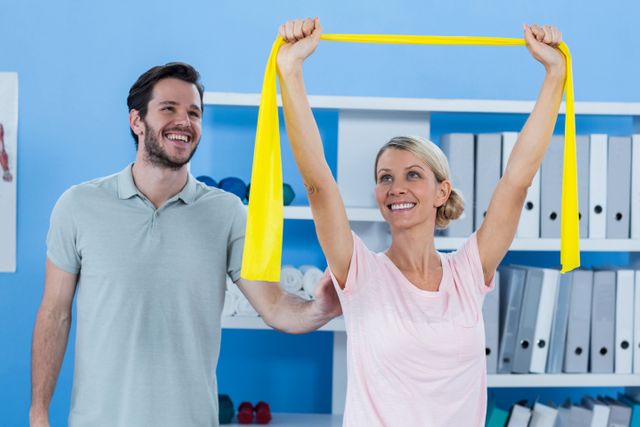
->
<box><xmin>142</xmin><ymin>120</ymin><xmax>198</xmax><ymax>171</ymax></box>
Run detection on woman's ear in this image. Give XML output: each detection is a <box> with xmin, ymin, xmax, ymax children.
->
<box><xmin>434</xmin><ymin>179</ymin><xmax>452</xmax><ymax>208</ymax></box>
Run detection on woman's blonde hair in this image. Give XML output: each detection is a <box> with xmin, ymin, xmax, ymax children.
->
<box><xmin>374</xmin><ymin>136</ymin><xmax>465</xmax><ymax>229</ymax></box>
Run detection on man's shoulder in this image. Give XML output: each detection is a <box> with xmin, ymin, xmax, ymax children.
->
<box><xmin>57</xmin><ymin>172</ymin><xmax>120</xmax><ymax>205</ymax></box>
<box><xmin>194</xmin><ymin>181</ymin><xmax>245</xmax><ymax>209</ymax></box>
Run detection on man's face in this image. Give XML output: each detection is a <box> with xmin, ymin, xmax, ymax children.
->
<box><xmin>136</xmin><ymin>78</ymin><xmax>202</xmax><ymax>170</ymax></box>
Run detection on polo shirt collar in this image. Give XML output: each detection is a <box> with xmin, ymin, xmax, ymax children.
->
<box><xmin>117</xmin><ymin>163</ymin><xmax>198</xmax><ymax>205</ymax></box>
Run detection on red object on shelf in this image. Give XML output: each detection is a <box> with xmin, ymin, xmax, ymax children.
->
<box><xmin>255</xmin><ymin>401</ymin><xmax>272</xmax><ymax>424</ymax></box>
<box><xmin>237</xmin><ymin>401</ymin><xmax>254</xmax><ymax>424</ymax></box>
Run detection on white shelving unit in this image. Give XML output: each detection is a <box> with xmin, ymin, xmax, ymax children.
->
<box><xmin>211</xmin><ymin>92</ymin><xmax>640</xmax><ymax>419</ymax></box>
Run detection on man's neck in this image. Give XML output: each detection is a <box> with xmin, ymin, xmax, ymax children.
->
<box><xmin>131</xmin><ymin>157</ymin><xmax>189</xmax><ymax>209</ymax></box>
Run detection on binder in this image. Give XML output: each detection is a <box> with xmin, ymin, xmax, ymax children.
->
<box><xmin>540</xmin><ymin>135</ymin><xmax>563</xmax><ymax>238</ymax></box>
<box><xmin>576</xmin><ymin>135</ymin><xmax>591</xmax><ymax>238</ymax></box>
<box><xmin>512</xmin><ymin>267</ymin><xmax>543</xmax><ymax>373</ymax></box>
<box><xmin>635</xmin><ymin>271</ymin><xmax>640</xmax><ymax>374</ymax></box>
<box><xmin>440</xmin><ymin>133</ymin><xmax>474</xmax><ymax>236</ymax></box>
<box><xmin>631</xmin><ymin>135</ymin><xmax>640</xmax><ymax>238</ymax></box>
<box><xmin>483</xmin><ymin>270</ymin><xmax>500</xmax><ymax>374</ymax></box>
<box><xmin>564</xmin><ymin>270</ymin><xmax>593</xmax><ymax>373</ymax></box>
<box><xmin>617</xmin><ymin>394</ymin><xmax>640</xmax><ymax>427</ymax></box>
<box><xmin>589</xmin><ymin>134</ymin><xmax>608</xmax><ymax>238</ymax></box>
<box><xmin>581</xmin><ymin>396</ymin><xmax>610</xmax><ymax>427</ymax></box>
<box><xmin>530</xmin><ymin>268</ymin><xmax>560</xmax><ymax>373</ymax></box>
<box><xmin>615</xmin><ymin>270</ymin><xmax>634</xmax><ymax>374</ymax></box>
<box><xmin>600</xmin><ymin>397</ymin><xmax>632</xmax><ymax>427</ymax></box>
<box><xmin>606</xmin><ymin>136</ymin><xmax>632</xmax><ymax>238</ymax></box>
<box><xmin>474</xmin><ymin>133</ymin><xmax>502</xmax><ymax>231</ymax></box>
<box><xmin>502</xmin><ymin>132</ymin><xmax>540</xmax><ymax>238</ymax></box>
<box><xmin>546</xmin><ymin>271</ymin><xmax>573</xmax><ymax>373</ymax></box>
<box><xmin>556</xmin><ymin>400</ymin><xmax>571</xmax><ymax>426</ymax></box>
<box><xmin>529</xmin><ymin>402</ymin><xmax>558</xmax><ymax>427</ymax></box>
<box><xmin>497</xmin><ymin>267</ymin><xmax>526</xmax><ymax>374</ymax></box>
<box><xmin>590</xmin><ymin>270</ymin><xmax>616</xmax><ymax>373</ymax></box>
<box><xmin>569</xmin><ymin>405</ymin><xmax>593</xmax><ymax>426</ymax></box>
<box><xmin>507</xmin><ymin>402</ymin><xmax>532</xmax><ymax>427</ymax></box>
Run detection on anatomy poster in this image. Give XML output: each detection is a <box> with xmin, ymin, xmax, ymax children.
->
<box><xmin>0</xmin><ymin>73</ymin><xmax>17</xmax><ymax>272</ymax></box>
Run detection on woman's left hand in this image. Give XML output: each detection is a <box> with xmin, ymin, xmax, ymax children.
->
<box><xmin>524</xmin><ymin>24</ymin><xmax>566</xmax><ymax>76</ymax></box>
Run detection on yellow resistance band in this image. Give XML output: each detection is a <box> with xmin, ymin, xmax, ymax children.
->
<box><xmin>241</xmin><ymin>34</ymin><xmax>579</xmax><ymax>282</ymax></box>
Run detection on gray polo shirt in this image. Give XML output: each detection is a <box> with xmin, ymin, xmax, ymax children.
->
<box><xmin>47</xmin><ymin>164</ymin><xmax>246</xmax><ymax>427</ymax></box>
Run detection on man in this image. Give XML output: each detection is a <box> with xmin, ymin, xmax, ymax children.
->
<box><xmin>29</xmin><ymin>62</ymin><xmax>341</xmax><ymax>427</ymax></box>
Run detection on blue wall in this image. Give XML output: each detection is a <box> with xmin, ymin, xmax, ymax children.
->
<box><xmin>1</xmin><ymin>0</ymin><xmax>639</xmax><ymax>425</ymax></box>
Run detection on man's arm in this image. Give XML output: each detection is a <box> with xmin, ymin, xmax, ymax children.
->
<box><xmin>30</xmin><ymin>259</ymin><xmax>78</xmax><ymax>427</ymax></box>
<box><xmin>235</xmin><ymin>273</ymin><xmax>341</xmax><ymax>334</ymax></box>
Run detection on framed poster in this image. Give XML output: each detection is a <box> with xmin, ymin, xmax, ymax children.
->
<box><xmin>0</xmin><ymin>72</ymin><xmax>18</xmax><ymax>272</ymax></box>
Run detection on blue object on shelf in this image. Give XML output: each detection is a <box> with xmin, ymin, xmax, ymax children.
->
<box><xmin>247</xmin><ymin>182</ymin><xmax>295</xmax><ymax>206</ymax></box>
<box><xmin>219</xmin><ymin>177</ymin><xmax>248</xmax><ymax>201</ymax></box>
<box><xmin>196</xmin><ymin>175</ymin><xmax>218</xmax><ymax>188</ymax></box>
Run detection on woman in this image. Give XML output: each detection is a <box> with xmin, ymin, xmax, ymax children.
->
<box><xmin>277</xmin><ymin>18</ymin><xmax>565</xmax><ymax>426</ymax></box>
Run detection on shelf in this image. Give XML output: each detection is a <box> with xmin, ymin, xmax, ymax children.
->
<box><xmin>284</xmin><ymin>206</ymin><xmax>640</xmax><ymax>252</ymax></box>
<box><xmin>222</xmin><ymin>315</ymin><xmax>346</xmax><ymax>332</ymax></box>
<box><xmin>225</xmin><ymin>412</ymin><xmax>342</xmax><ymax>427</ymax></box>
<box><xmin>487</xmin><ymin>374</ymin><xmax>640</xmax><ymax>388</ymax></box>
<box><xmin>204</xmin><ymin>92</ymin><xmax>640</xmax><ymax>115</ymax></box>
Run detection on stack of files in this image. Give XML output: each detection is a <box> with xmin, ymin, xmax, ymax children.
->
<box><xmin>441</xmin><ymin>133</ymin><xmax>474</xmax><ymax>237</ymax></box>
<box><xmin>474</xmin><ymin>133</ymin><xmax>502</xmax><ymax>232</ymax></box>
<box><xmin>590</xmin><ymin>270</ymin><xmax>616</xmax><ymax>373</ymax></box>
<box><xmin>563</xmin><ymin>270</ymin><xmax>593</xmax><ymax>373</ymax></box>
<box><xmin>502</xmin><ymin>132</ymin><xmax>540</xmax><ymax>238</ymax></box>
<box><xmin>483</xmin><ymin>271</ymin><xmax>500</xmax><ymax>374</ymax></box>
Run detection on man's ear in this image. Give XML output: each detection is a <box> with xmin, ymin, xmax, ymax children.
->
<box><xmin>129</xmin><ymin>110</ymin><xmax>144</xmax><ymax>138</ymax></box>
<box><xmin>434</xmin><ymin>179</ymin><xmax>452</xmax><ymax>208</ymax></box>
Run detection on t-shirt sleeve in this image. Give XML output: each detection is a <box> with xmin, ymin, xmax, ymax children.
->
<box><xmin>451</xmin><ymin>232</ymin><xmax>495</xmax><ymax>296</ymax></box>
<box><xmin>226</xmin><ymin>198</ymin><xmax>247</xmax><ymax>282</ymax></box>
<box><xmin>328</xmin><ymin>232</ymin><xmax>375</xmax><ymax>296</ymax></box>
<box><xmin>46</xmin><ymin>189</ymin><xmax>81</xmax><ymax>274</ymax></box>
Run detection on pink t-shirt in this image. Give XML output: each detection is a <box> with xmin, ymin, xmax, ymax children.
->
<box><xmin>331</xmin><ymin>232</ymin><xmax>494</xmax><ymax>427</ymax></box>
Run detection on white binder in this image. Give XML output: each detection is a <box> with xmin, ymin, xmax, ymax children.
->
<box><xmin>440</xmin><ymin>133</ymin><xmax>475</xmax><ymax>237</ymax></box>
<box><xmin>474</xmin><ymin>133</ymin><xmax>502</xmax><ymax>231</ymax></box>
<box><xmin>635</xmin><ymin>271</ymin><xmax>640</xmax><ymax>373</ymax></box>
<box><xmin>606</xmin><ymin>136</ymin><xmax>632</xmax><ymax>238</ymax></box>
<box><xmin>502</xmin><ymin>132</ymin><xmax>540</xmax><ymax>238</ymax></box>
<box><xmin>631</xmin><ymin>135</ymin><xmax>640</xmax><ymax>238</ymax></box>
<box><xmin>590</xmin><ymin>270</ymin><xmax>616</xmax><ymax>373</ymax></box>
<box><xmin>615</xmin><ymin>270</ymin><xmax>635</xmax><ymax>374</ymax></box>
<box><xmin>482</xmin><ymin>271</ymin><xmax>500</xmax><ymax>374</ymax></box>
<box><xmin>530</xmin><ymin>268</ymin><xmax>560</xmax><ymax>373</ymax></box>
<box><xmin>588</xmin><ymin>134</ymin><xmax>608</xmax><ymax>239</ymax></box>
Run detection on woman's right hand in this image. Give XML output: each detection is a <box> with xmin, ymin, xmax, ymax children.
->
<box><xmin>277</xmin><ymin>18</ymin><xmax>323</xmax><ymax>76</ymax></box>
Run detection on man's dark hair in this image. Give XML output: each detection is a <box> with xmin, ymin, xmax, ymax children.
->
<box><xmin>127</xmin><ymin>62</ymin><xmax>205</xmax><ymax>147</ymax></box>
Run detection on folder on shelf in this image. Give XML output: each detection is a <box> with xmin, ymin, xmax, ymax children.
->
<box><xmin>590</xmin><ymin>270</ymin><xmax>616</xmax><ymax>373</ymax></box>
<box><xmin>569</xmin><ymin>404</ymin><xmax>593</xmax><ymax>426</ymax></box>
<box><xmin>483</xmin><ymin>270</ymin><xmax>500</xmax><ymax>374</ymax></box>
<box><xmin>617</xmin><ymin>394</ymin><xmax>640</xmax><ymax>427</ymax></box>
<box><xmin>497</xmin><ymin>267</ymin><xmax>526</xmax><ymax>374</ymax></box>
<box><xmin>564</xmin><ymin>269</ymin><xmax>593</xmax><ymax>373</ymax></box>
<box><xmin>502</xmin><ymin>132</ymin><xmax>540</xmax><ymax>238</ymax></box>
<box><xmin>581</xmin><ymin>396</ymin><xmax>610</xmax><ymax>427</ymax></box>
<box><xmin>540</xmin><ymin>135</ymin><xmax>564</xmax><ymax>238</ymax></box>
<box><xmin>589</xmin><ymin>134</ymin><xmax>608</xmax><ymax>239</ymax></box>
<box><xmin>546</xmin><ymin>271</ymin><xmax>572</xmax><ymax>373</ymax></box>
<box><xmin>576</xmin><ymin>135</ymin><xmax>591</xmax><ymax>238</ymax></box>
<box><xmin>441</xmin><ymin>133</ymin><xmax>475</xmax><ymax>237</ymax></box>
<box><xmin>528</xmin><ymin>402</ymin><xmax>558</xmax><ymax>427</ymax></box>
<box><xmin>635</xmin><ymin>271</ymin><xmax>640</xmax><ymax>374</ymax></box>
<box><xmin>615</xmin><ymin>270</ymin><xmax>634</xmax><ymax>374</ymax></box>
<box><xmin>486</xmin><ymin>396</ymin><xmax>509</xmax><ymax>427</ymax></box>
<box><xmin>600</xmin><ymin>397</ymin><xmax>632</xmax><ymax>427</ymax></box>
<box><xmin>556</xmin><ymin>400</ymin><xmax>571</xmax><ymax>426</ymax></box>
<box><xmin>512</xmin><ymin>267</ymin><xmax>543</xmax><ymax>374</ymax></box>
<box><xmin>507</xmin><ymin>402</ymin><xmax>532</xmax><ymax>427</ymax></box>
<box><xmin>474</xmin><ymin>133</ymin><xmax>502</xmax><ymax>232</ymax></box>
<box><xmin>530</xmin><ymin>268</ymin><xmax>560</xmax><ymax>373</ymax></box>
<box><xmin>606</xmin><ymin>136</ymin><xmax>632</xmax><ymax>238</ymax></box>
<box><xmin>631</xmin><ymin>135</ymin><xmax>640</xmax><ymax>239</ymax></box>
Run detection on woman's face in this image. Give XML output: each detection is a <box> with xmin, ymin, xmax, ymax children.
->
<box><xmin>374</xmin><ymin>148</ymin><xmax>449</xmax><ymax>230</ymax></box>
